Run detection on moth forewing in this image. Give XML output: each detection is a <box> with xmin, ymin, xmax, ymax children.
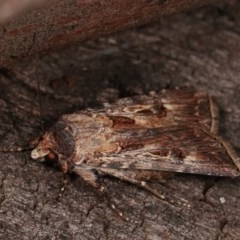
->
<box><xmin>102</xmin><ymin>89</ymin><xmax>219</xmax><ymax>132</ymax></box>
<box><xmin>31</xmin><ymin>89</ymin><xmax>240</xmax><ymax>195</ymax></box>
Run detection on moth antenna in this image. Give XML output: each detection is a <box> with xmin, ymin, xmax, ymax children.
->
<box><xmin>0</xmin><ymin>59</ymin><xmax>44</xmax><ymax>154</ymax></box>
<box><xmin>139</xmin><ymin>181</ymin><xmax>191</xmax><ymax>208</ymax></box>
<box><xmin>99</xmin><ymin>168</ymin><xmax>191</xmax><ymax>208</ymax></box>
<box><xmin>96</xmin><ymin>185</ymin><xmax>136</xmax><ymax>223</ymax></box>
<box><xmin>0</xmin><ymin>145</ymin><xmax>35</xmax><ymax>153</ymax></box>
<box><xmin>36</xmin><ymin>55</ymin><xmax>44</xmax><ymax>136</ymax></box>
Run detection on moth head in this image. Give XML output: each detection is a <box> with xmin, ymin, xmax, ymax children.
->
<box><xmin>31</xmin><ymin>123</ymin><xmax>74</xmax><ymax>166</ymax></box>
<box><xmin>31</xmin><ymin>132</ymin><xmax>58</xmax><ymax>161</ymax></box>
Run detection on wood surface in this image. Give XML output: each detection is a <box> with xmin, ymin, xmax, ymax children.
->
<box><xmin>0</xmin><ymin>0</ymin><xmax>240</xmax><ymax>239</ymax></box>
<box><xmin>0</xmin><ymin>0</ymin><xmax>217</xmax><ymax>66</ymax></box>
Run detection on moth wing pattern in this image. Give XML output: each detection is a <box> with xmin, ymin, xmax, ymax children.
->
<box><xmin>53</xmin><ymin>89</ymin><xmax>239</xmax><ymax>178</ymax></box>
<box><xmin>102</xmin><ymin>89</ymin><xmax>219</xmax><ymax>133</ymax></box>
<box><xmin>83</xmin><ymin>126</ymin><xmax>240</xmax><ymax>177</ymax></box>
<box><xmin>62</xmin><ymin>89</ymin><xmax>218</xmax><ymax>132</ymax></box>
<box><xmin>31</xmin><ymin>89</ymin><xmax>240</xmax><ymax>199</ymax></box>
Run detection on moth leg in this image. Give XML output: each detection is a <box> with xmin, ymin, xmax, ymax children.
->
<box><xmin>56</xmin><ymin>172</ymin><xmax>68</xmax><ymax>200</ymax></box>
<box><xmin>99</xmin><ymin>168</ymin><xmax>167</xmax><ymax>201</ymax></box>
<box><xmin>73</xmin><ymin>166</ymin><xmax>100</xmax><ymax>188</ymax></box>
<box><xmin>99</xmin><ymin>168</ymin><xmax>190</xmax><ymax>208</ymax></box>
<box><xmin>118</xmin><ymin>169</ymin><xmax>173</xmax><ymax>181</ymax></box>
<box><xmin>73</xmin><ymin>166</ymin><xmax>132</xmax><ymax>222</ymax></box>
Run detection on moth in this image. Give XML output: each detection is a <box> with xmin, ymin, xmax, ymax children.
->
<box><xmin>30</xmin><ymin>88</ymin><xmax>240</xmax><ymax>204</ymax></box>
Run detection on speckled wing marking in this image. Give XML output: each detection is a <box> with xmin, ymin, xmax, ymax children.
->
<box><xmin>52</xmin><ymin>89</ymin><xmax>239</xmax><ymax>177</ymax></box>
<box><xmin>103</xmin><ymin>89</ymin><xmax>219</xmax><ymax>133</ymax></box>
<box><xmin>31</xmin><ymin>89</ymin><xmax>239</xmax><ymax>182</ymax></box>
<box><xmin>82</xmin><ymin>126</ymin><xmax>240</xmax><ymax>177</ymax></box>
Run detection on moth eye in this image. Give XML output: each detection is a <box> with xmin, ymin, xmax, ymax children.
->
<box><xmin>38</xmin><ymin>135</ymin><xmax>44</xmax><ymax>142</ymax></box>
<box><xmin>46</xmin><ymin>151</ymin><xmax>58</xmax><ymax>161</ymax></box>
<box><xmin>29</xmin><ymin>136</ymin><xmax>42</xmax><ymax>148</ymax></box>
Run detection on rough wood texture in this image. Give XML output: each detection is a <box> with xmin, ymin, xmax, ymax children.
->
<box><xmin>0</xmin><ymin>1</ymin><xmax>240</xmax><ymax>239</ymax></box>
<box><xmin>0</xmin><ymin>0</ymin><xmax>218</xmax><ymax>66</ymax></box>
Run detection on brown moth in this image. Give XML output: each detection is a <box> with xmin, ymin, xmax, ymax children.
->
<box><xmin>30</xmin><ymin>88</ymin><xmax>240</xmax><ymax>202</ymax></box>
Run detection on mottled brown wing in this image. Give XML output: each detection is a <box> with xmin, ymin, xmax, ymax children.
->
<box><xmin>103</xmin><ymin>89</ymin><xmax>218</xmax><ymax>133</ymax></box>
<box><xmin>83</xmin><ymin>126</ymin><xmax>240</xmax><ymax>177</ymax></box>
<box><xmin>63</xmin><ymin>89</ymin><xmax>218</xmax><ymax>133</ymax></box>
<box><xmin>60</xmin><ymin>89</ymin><xmax>239</xmax><ymax>177</ymax></box>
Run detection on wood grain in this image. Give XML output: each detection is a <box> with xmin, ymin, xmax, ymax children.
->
<box><xmin>0</xmin><ymin>0</ymin><xmax>217</xmax><ymax>66</ymax></box>
<box><xmin>0</xmin><ymin>1</ymin><xmax>240</xmax><ymax>239</ymax></box>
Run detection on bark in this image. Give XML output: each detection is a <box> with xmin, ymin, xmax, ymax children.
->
<box><xmin>0</xmin><ymin>0</ymin><xmax>240</xmax><ymax>239</ymax></box>
<box><xmin>0</xmin><ymin>0</ymin><xmax>218</xmax><ymax>66</ymax></box>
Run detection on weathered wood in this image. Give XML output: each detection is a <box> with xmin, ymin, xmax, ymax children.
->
<box><xmin>0</xmin><ymin>1</ymin><xmax>240</xmax><ymax>239</ymax></box>
<box><xmin>0</xmin><ymin>0</ymin><xmax>218</xmax><ymax>66</ymax></box>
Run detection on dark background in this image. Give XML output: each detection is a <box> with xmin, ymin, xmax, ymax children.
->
<box><xmin>0</xmin><ymin>1</ymin><xmax>240</xmax><ymax>239</ymax></box>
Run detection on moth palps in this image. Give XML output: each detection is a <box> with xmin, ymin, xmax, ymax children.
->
<box><xmin>31</xmin><ymin>89</ymin><xmax>240</xmax><ymax>203</ymax></box>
